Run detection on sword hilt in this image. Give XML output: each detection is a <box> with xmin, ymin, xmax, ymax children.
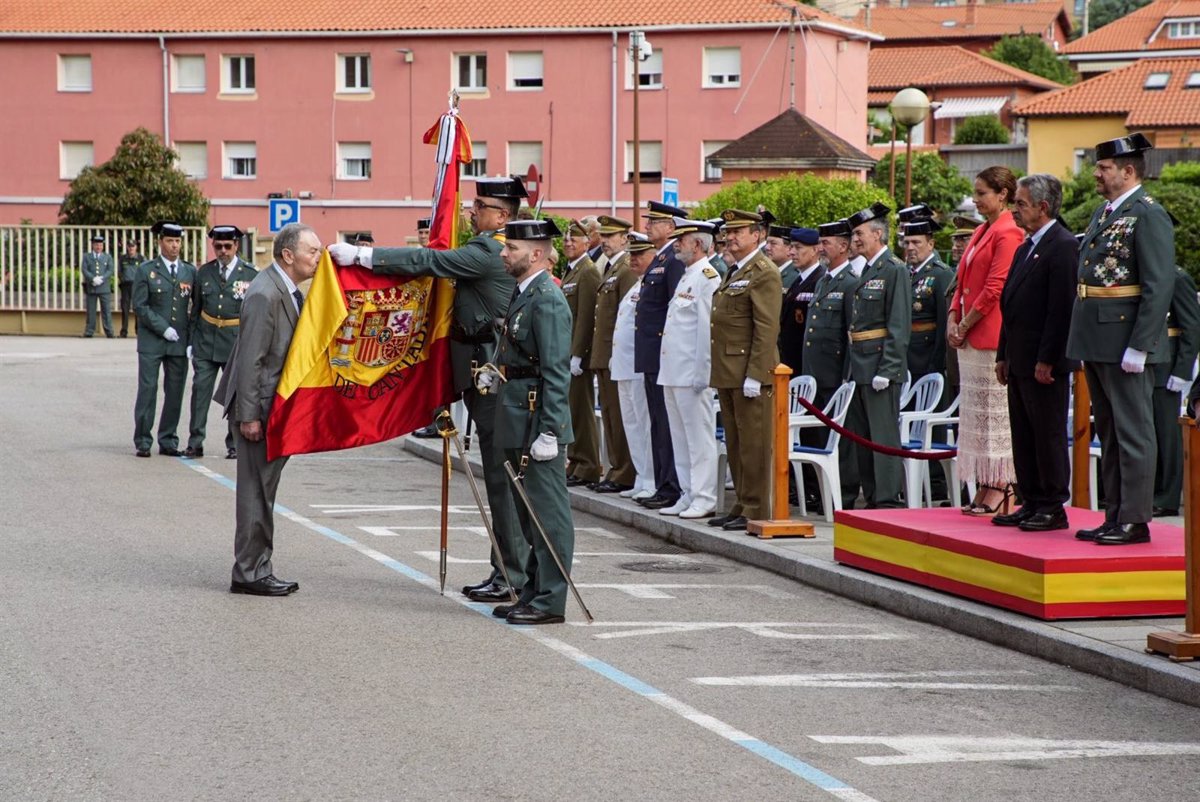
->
<box><xmin>434</xmin><ymin>409</ymin><xmax>458</xmax><ymax>439</ymax></box>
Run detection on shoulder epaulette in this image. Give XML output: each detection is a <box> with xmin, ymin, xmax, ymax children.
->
<box><xmin>702</xmin><ymin>266</ymin><xmax>718</xmax><ymax>279</ymax></box>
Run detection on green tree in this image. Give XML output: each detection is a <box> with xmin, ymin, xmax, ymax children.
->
<box><xmin>1087</xmin><ymin>0</ymin><xmax>1152</xmax><ymax>32</ymax></box>
<box><xmin>1148</xmin><ymin>181</ymin><xmax>1200</xmax><ymax>281</ymax></box>
<box><xmin>1159</xmin><ymin>162</ymin><xmax>1200</xmax><ymax>188</ymax></box>
<box><xmin>691</xmin><ymin>173</ymin><xmax>893</xmax><ymax>228</ymax></box>
<box><xmin>59</xmin><ymin>127</ymin><xmax>209</xmax><ymax>226</ymax></box>
<box><xmin>983</xmin><ymin>35</ymin><xmax>1077</xmax><ymax>85</ymax></box>
<box><xmin>953</xmin><ymin>115</ymin><xmax>1011</xmax><ymax>145</ymax></box>
<box><xmin>869</xmin><ymin>152</ymin><xmax>973</xmax><ymax>217</ymax></box>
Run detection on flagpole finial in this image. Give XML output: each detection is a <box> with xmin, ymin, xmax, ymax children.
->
<box><xmin>448</xmin><ymin>89</ymin><xmax>460</xmax><ymax>112</ymax></box>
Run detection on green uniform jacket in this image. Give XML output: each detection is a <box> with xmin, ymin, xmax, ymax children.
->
<box><xmin>189</xmin><ymin>258</ymin><xmax>259</xmax><ymax>364</ymax></box>
<box><xmin>133</xmin><ymin>256</ymin><xmax>196</xmax><ymax>356</ymax></box>
<box><xmin>495</xmin><ymin>271</ymin><xmax>575</xmax><ymax>450</ymax></box>
<box><xmin>1066</xmin><ymin>186</ymin><xmax>1174</xmax><ymax>364</ymax></box>
<box><xmin>81</xmin><ymin>252</ymin><xmax>114</xmax><ymax>295</ymax></box>
<box><xmin>710</xmin><ymin>250</ymin><xmax>783</xmax><ymax>389</ymax></box>
<box><xmin>779</xmin><ymin>261</ymin><xmax>799</xmax><ymax>294</ymax></box>
<box><xmin>118</xmin><ymin>253</ymin><xmax>143</xmax><ymax>285</ymax></box>
<box><xmin>589</xmin><ymin>252</ymin><xmax>636</xmax><ymax>371</ymax></box>
<box><xmin>372</xmin><ymin>232</ymin><xmax>515</xmax><ymax>394</ymax></box>
<box><xmin>561</xmin><ymin>254</ymin><xmax>602</xmax><ymax>361</ymax></box>
<box><xmin>708</xmin><ymin>254</ymin><xmax>729</xmax><ymax>279</ymax></box>
<box><xmin>802</xmin><ymin>263</ymin><xmax>858</xmax><ymax>389</ymax></box>
<box><xmin>848</xmin><ymin>248</ymin><xmax>912</xmax><ymax>384</ymax></box>
<box><xmin>908</xmin><ymin>255</ymin><xmax>954</xmax><ymax>377</ymax></box>
<box><xmin>1153</xmin><ymin>267</ymin><xmax>1200</xmax><ymax>388</ymax></box>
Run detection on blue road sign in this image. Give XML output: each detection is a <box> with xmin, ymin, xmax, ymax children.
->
<box><xmin>269</xmin><ymin>198</ymin><xmax>301</xmax><ymax>233</ymax></box>
<box><xmin>661</xmin><ymin>178</ymin><xmax>679</xmax><ymax>208</ymax></box>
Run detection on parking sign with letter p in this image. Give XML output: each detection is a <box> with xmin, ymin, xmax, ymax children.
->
<box><xmin>269</xmin><ymin>199</ymin><xmax>301</xmax><ymax>233</ymax></box>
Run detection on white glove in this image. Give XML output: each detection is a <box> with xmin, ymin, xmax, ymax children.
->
<box><xmin>163</xmin><ymin>327</ymin><xmax>180</xmax><ymax>342</ymax></box>
<box><xmin>692</xmin><ymin>380</ymin><xmax>709</xmax><ymax>393</ymax></box>
<box><xmin>474</xmin><ymin>371</ymin><xmax>495</xmax><ymax>392</ymax></box>
<box><xmin>1167</xmin><ymin>375</ymin><xmax>1190</xmax><ymax>393</ymax></box>
<box><xmin>186</xmin><ymin>345</ymin><xmax>193</xmax><ymax>360</ymax></box>
<box><xmin>328</xmin><ymin>243</ymin><xmax>372</xmax><ymax>267</ymax></box>
<box><xmin>871</xmin><ymin>375</ymin><xmax>890</xmax><ymax>392</ymax></box>
<box><xmin>1120</xmin><ymin>347</ymin><xmax>1147</xmax><ymax>374</ymax></box>
<box><xmin>530</xmin><ymin>432</ymin><xmax>559</xmax><ymax>461</ymax></box>
<box><xmin>742</xmin><ymin>377</ymin><xmax>761</xmax><ymax>398</ymax></box>
<box><xmin>570</xmin><ymin>356</ymin><xmax>583</xmax><ymax>376</ymax></box>
<box><xmin>92</xmin><ymin>275</ymin><xmax>103</xmax><ymax>286</ymax></box>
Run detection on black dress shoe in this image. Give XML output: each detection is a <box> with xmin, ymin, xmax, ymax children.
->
<box><xmin>641</xmin><ymin>496</ymin><xmax>680</xmax><ymax>510</ymax></box>
<box><xmin>1095</xmin><ymin>522</ymin><xmax>1151</xmax><ymax>545</ymax></box>
<box><xmin>993</xmin><ymin>506</ymin><xmax>1038</xmax><ymax>527</ymax></box>
<box><xmin>411</xmin><ymin>425</ymin><xmax>439</xmax><ymax>439</ymax></box>
<box><xmin>159</xmin><ymin>447</ymin><xmax>182</xmax><ymax>456</ymax></box>
<box><xmin>462</xmin><ymin>576</ymin><xmax>497</xmax><ymax>595</ymax></box>
<box><xmin>721</xmin><ymin>515</ymin><xmax>749</xmax><ymax>531</ymax></box>
<box><xmin>507</xmin><ymin>606</ymin><xmax>566</xmax><ymax>625</ymax></box>
<box><xmin>594</xmin><ymin>481</ymin><xmax>632</xmax><ymax>494</ymax></box>
<box><xmin>586</xmin><ymin>481</ymin><xmax>602</xmax><ymax>491</ymax></box>
<box><xmin>226</xmin><ymin>448</ymin><xmax>237</xmax><ymax>459</ymax></box>
<box><xmin>230</xmin><ymin>575</ymin><xmax>298</xmax><ymax>596</ymax></box>
<box><xmin>493</xmin><ymin>602</ymin><xmax>526</xmax><ymax>618</ymax></box>
<box><xmin>1019</xmin><ymin>510</ymin><xmax>1070</xmax><ymax>532</ymax></box>
<box><xmin>135</xmin><ymin>449</ymin><xmax>151</xmax><ymax>458</ymax></box>
<box><xmin>1075</xmin><ymin>522</ymin><xmax>1116</xmax><ymax>541</ymax></box>
<box><xmin>1152</xmin><ymin>506</ymin><xmax>1179</xmax><ymax>518</ymax></box>
<box><xmin>183</xmin><ymin>446</ymin><xmax>204</xmax><ymax>458</ymax></box>
<box><xmin>467</xmin><ymin>582</ymin><xmax>516</xmax><ymax>602</ymax></box>
<box><xmin>566</xmin><ymin>476</ymin><xmax>589</xmax><ymax>487</ymax></box>
<box><xmin>708</xmin><ymin>514</ymin><xmax>735</xmax><ymax>527</ymax></box>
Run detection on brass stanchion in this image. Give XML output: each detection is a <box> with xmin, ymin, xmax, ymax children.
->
<box><xmin>1145</xmin><ymin>416</ymin><xmax>1200</xmax><ymax>661</ymax></box>
<box><xmin>748</xmin><ymin>364</ymin><xmax>815</xmax><ymax>539</ymax></box>
<box><xmin>1070</xmin><ymin>368</ymin><xmax>1091</xmax><ymax>509</ymax></box>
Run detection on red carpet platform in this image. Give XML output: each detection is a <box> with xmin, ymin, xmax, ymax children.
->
<box><xmin>833</xmin><ymin>507</ymin><xmax>1186</xmax><ymax>620</ymax></box>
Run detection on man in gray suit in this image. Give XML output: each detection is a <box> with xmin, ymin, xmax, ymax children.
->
<box><xmin>81</xmin><ymin>235</ymin><xmax>115</xmax><ymax>338</ymax></box>
<box><xmin>216</xmin><ymin>223</ymin><xmax>320</xmax><ymax>596</ymax></box>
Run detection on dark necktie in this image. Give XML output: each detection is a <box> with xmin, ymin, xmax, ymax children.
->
<box><xmin>293</xmin><ymin>289</ymin><xmax>304</xmax><ymax>313</ymax></box>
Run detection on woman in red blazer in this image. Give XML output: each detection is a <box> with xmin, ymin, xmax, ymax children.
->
<box><xmin>949</xmin><ymin>166</ymin><xmax>1023</xmax><ymax>515</ymax></box>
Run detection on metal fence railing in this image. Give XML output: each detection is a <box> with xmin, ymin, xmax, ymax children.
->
<box><xmin>0</xmin><ymin>225</ymin><xmax>207</xmax><ymax>312</ymax></box>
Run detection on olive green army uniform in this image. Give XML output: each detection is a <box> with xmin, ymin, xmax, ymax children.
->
<box><xmin>132</xmin><ymin>256</ymin><xmax>197</xmax><ymax>453</ymax></box>
<box><xmin>589</xmin><ymin>252</ymin><xmax>638</xmax><ymax>486</ymax></box>
<box><xmin>1152</xmin><ymin>268</ymin><xmax>1200</xmax><ymax>511</ymax></box>
<box><xmin>561</xmin><ymin>253</ymin><xmax>603</xmax><ymax>483</ymax></box>
<box><xmin>907</xmin><ymin>254</ymin><xmax>954</xmax><ymax>379</ymax></box>
<box><xmin>118</xmin><ymin>250</ymin><xmax>144</xmax><ymax>336</ymax></box>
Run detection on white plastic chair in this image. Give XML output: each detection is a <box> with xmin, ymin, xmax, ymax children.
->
<box><xmin>789</xmin><ymin>382</ymin><xmax>856</xmax><ymax>522</ymax></box>
<box><xmin>900</xmin><ymin>386</ymin><xmax>962</xmax><ymax>509</ymax></box>
<box><xmin>789</xmin><ymin>375</ymin><xmax>818</xmax><ymax>414</ymax></box>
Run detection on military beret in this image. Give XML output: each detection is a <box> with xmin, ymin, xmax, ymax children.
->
<box><xmin>897</xmin><ymin>203</ymin><xmax>935</xmax><ymax>224</ymax></box>
<box><xmin>475</xmin><ymin>175</ymin><xmax>528</xmax><ymax>199</ymax></box>
<box><xmin>789</xmin><ymin>227</ymin><xmax>820</xmax><ymax>245</ymax></box>
<box><xmin>597</xmin><ymin>215</ymin><xmax>633</xmax><ymax>234</ymax></box>
<box><xmin>152</xmin><ymin>221</ymin><xmax>184</xmax><ymax>238</ymax></box>
<box><xmin>644</xmin><ymin>201</ymin><xmax>688</xmax><ymax>220</ymax></box>
<box><xmin>817</xmin><ymin>219</ymin><xmax>853</xmax><ymax>238</ymax></box>
<box><xmin>208</xmin><ymin>225</ymin><xmax>245</xmax><ymax>240</ymax></box>
<box><xmin>504</xmin><ymin>218</ymin><xmax>561</xmax><ymax>241</ymax></box>
<box><xmin>416</xmin><ymin>217</ymin><xmax>431</xmax><ymax>231</ymax></box>
<box><xmin>626</xmin><ymin>231</ymin><xmax>655</xmax><ymax>253</ymax></box>
<box><xmin>720</xmin><ymin>209</ymin><xmax>763</xmax><ymax>229</ymax></box>
<box><xmin>846</xmin><ymin>202</ymin><xmax>891</xmax><ymax>229</ymax></box>
<box><xmin>1095</xmin><ymin>132</ymin><xmax>1153</xmax><ymax>160</ymax></box>
<box><xmin>667</xmin><ymin>217</ymin><xmax>717</xmax><ymax>239</ymax></box>
<box><xmin>902</xmin><ymin>219</ymin><xmax>941</xmax><ymax>237</ymax></box>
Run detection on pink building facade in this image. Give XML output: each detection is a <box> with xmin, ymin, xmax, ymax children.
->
<box><xmin>0</xmin><ymin>9</ymin><xmax>875</xmax><ymax>245</ymax></box>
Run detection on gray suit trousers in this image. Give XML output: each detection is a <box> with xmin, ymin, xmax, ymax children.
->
<box><xmin>1084</xmin><ymin>361</ymin><xmax>1155</xmax><ymax>524</ymax></box>
<box><xmin>232</xmin><ymin>428</ymin><xmax>289</xmax><ymax>584</ymax></box>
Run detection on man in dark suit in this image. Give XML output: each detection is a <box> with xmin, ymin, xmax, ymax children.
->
<box><xmin>993</xmin><ymin>174</ymin><xmax>1079</xmax><ymax>531</ymax></box>
<box><xmin>81</xmin><ymin>235</ymin><xmax>115</xmax><ymax>338</ymax></box>
<box><xmin>215</xmin><ymin>223</ymin><xmax>320</xmax><ymax>597</ymax></box>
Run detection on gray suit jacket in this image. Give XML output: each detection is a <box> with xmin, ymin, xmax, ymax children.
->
<box><xmin>216</xmin><ymin>264</ymin><xmax>298</xmax><ymax>425</ymax></box>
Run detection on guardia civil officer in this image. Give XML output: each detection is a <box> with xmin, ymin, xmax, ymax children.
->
<box><xmin>707</xmin><ymin>210</ymin><xmax>783</xmax><ymax>531</ymax></box>
<box><xmin>765</xmin><ymin>223</ymin><xmax>798</xmax><ymax>291</ymax></box>
<box><xmin>479</xmin><ymin>219</ymin><xmax>576</xmax><ymax>625</ymax></box>
<box><xmin>81</xmin><ymin>234</ymin><xmax>115</xmax><ymax>338</ymax></box>
<box><xmin>117</xmin><ymin>240</ymin><xmax>143</xmax><ymax>337</ymax></box>
<box><xmin>901</xmin><ymin>216</ymin><xmax>953</xmax><ymax>381</ymax></box>
<box><xmin>1068</xmin><ymin>133</ymin><xmax>1174</xmax><ymax>545</ymax></box>
<box><xmin>416</xmin><ymin>218</ymin><xmax>431</xmax><ymax>247</ymax></box>
<box><xmin>132</xmin><ymin>221</ymin><xmax>197</xmax><ymax>457</ymax></box>
<box><xmin>184</xmin><ymin>225</ymin><xmax>258</xmax><ymax>459</ymax></box>
<box><xmin>779</xmin><ymin>228</ymin><xmax>824</xmax><ymax>376</ymax></box>
<box><xmin>328</xmin><ymin>176</ymin><xmax>529</xmax><ymax>599</ymax></box>
<box><xmin>841</xmin><ymin>203</ymin><xmax>911</xmax><ymax>509</ymax></box>
<box><xmin>561</xmin><ymin>220</ymin><xmax>604</xmax><ymax>487</ymax></box>
<box><xmin>1150</xmin><ymin>265</ymin><xmax>1200</xmax><ymax>517</ymax></box>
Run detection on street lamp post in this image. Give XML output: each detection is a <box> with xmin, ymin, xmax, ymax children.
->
<box><xmin>891</xmin><ymin>87</ymin><xmax>931</xmax><ymax>207</ymax></box>
<box><xmin>629</xmin><ymin>31</ymin><xmax>651</xmax><ymax>217</ymax></box>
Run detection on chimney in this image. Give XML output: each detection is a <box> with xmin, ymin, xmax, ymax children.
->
<box><xmin>966</xmin><ymin>0</ymin><xmax>977</xmax><ymax>28</ymax></box>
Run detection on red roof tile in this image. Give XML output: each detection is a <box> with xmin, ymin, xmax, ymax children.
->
<box><xmin>854</xmin><ymin>2</ymin><xmax>1070</xmax><ymax>42</ymax></box>
<box><xmin>0</xmin><ymin>0</ymin><xmax>876</xmax><ymax>36</ymax></box>
<box><xmin>870</xmin><ymin>45</ymin><xmax>1062</xmax><ymax>91</ymax></box>
<box><xmin>1064</xmin><ymin>0</ymin><xmax>1200</xmax><ymax>54</ymax></box>
<box><xmin>1012</xmin><ymin>56</ymin><xmax>1200</xmax><ymax>126</ymax></box>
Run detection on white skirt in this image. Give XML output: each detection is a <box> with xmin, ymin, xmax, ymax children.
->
<box><xmin>956</xmin><ymin>344</ymin><xmax>1015</xmax><ymax>487</ymax></box>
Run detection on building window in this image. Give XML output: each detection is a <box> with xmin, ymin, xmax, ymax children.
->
<box><xmin>60</xmin><ymin>141</ymin><xmax>94</xmax><ymax>179</ymax></box>
<box><xmin>223</xmin><ymin>141</ymin><xmax>257</xmax><ymax>179</ymax></box>
<box><xmin>1144</xmin><ymin>71</ymin><xmax>1170</xmax><ymax>89</ymax></box>
<box><xmin>223</xmin><ymin>55</ymin><xmax>255</xmax><ymax>93</ymax></box>
<box><xmin>339</xmin><ymin>54</ymin><xmax>371</xmax><ymax>92</ymax></box>
<box><xmin>338</xmin><ymin>142</ymin><xmax>372</xmax><ymax>179</ymax></box>
<box><xmin>175</xmin><ymin>142</ymin><xmax>208</xmax><ymax>179</ymax></box>
<box><xmin>508</xmin><ymin>51</ymin><xmax>544</xmax><ymax>90</ymax></box>
<box><xmin>57</xmin><ymin>55</ymin><xmax>92</xmax><ymax>92</ymax></box>
<box><xmin>507</xmin><ymin>141</ymin><xmax>543</xmax><ymax>175</ymax></box>
<box><xmin>703</xmin><ymin>47</ymin><xmax>741</xmax><ymax>88</ymax></box>
<box><xmin>171</xmin><ymin>55</ymin><xmax>205</xmax><ymax>93</ymax></box>
<box><xmin>626</xmin><ymin>48</ymin><xmax>663</xmax><ymax>90</ymax></box>
<box><xmin>1167</xmin><ymin>20</ymin><xmax>1200</xmax><ymax>38</ymax></box>
<box><xmin>624</xmin><ymin>140</ymin><xmax>663</xmax><ymax>181</ymax></box>
<box><xmin>463</xmin><ymin>141</ymin><xmax>487</xmax><ymax>179</ymax></box>
<box><xmin>1187</xmin><ymin>71</ymin><xmax>1200</xmax><ymax>88</ymax></box>
<box><xmin>456</xmin><ymin>53</ymin><xmax>487</xmax><ymax>92</ymax></box>
<box><xmin>702</xmin><ymin>141</ymin><xmax>730</xmax><ymax>182</ymax></box>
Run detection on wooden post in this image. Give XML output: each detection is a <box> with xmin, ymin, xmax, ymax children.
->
<box><xmin>1070</xmin><ymin>368</ymin><xmax>1091</xmax><ymax>509</ymax></box>
<box><xmin>748</xmin><ymin>364</ymin><xmax>815</xmax><ymax>539</ymax></box>
<box><xmin>1145</xmin><ymin>417</ymin><xmax>1200</xmax><ymax>661</ymax></box>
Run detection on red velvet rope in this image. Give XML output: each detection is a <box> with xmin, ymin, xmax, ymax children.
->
<box><xmin>793</xmin><ymin>393</ymin><xmax>958</xmax><ymax>461</ymax></box>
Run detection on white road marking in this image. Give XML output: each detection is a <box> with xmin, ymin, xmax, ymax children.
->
<box><xmin>0</xmin><ymin>352</ymin><xmax>66</xmax><ymax>361</ymax></box>
<box><xmin>693</xmin><ymin>670</ymin><xmax>1078</xmax><ymax>692</ymax></box>
<box><xmin>569</xmin><ymin>622</ymin><xmax>908</xmax><ymax>640</ymax></box>
<box><xmin>807</xmin><ymin>735</ymin><xmax>1200</xmax><ymax>765</ymax></box>
<box><xmin>359</xmin><ymin>525</ymin><xmax>489</xmax><ymax>538</ymax></box>
<box><xmin>412</xmin><ymin>551</ymin><xmax>696</xmax><ymax>566</ymax></box>
<box><xmin>575</xmin><ymin>526</ymin><xmax>626</xmax><ymax>540</ymax></box>
<box><xmin>313</xmin><ymin>504</ymin><xmax>481</xmax><ymax>515</ymax></box>
<box><xmin>575</xmin><ymin>583</ymin><xmax>795</xmax><ymax>600</ymax></box>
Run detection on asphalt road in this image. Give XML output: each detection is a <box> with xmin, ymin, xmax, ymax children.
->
<box><xmin>3</xmin><ymin>336</ymin><xmax>1199</xmax><ymax>802</ymax></box>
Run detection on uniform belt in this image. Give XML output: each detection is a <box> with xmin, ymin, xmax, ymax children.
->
<box><xmin>499</xmin><ymin>365</ymin><xmax>542</xmax><ymax>380</ymax></box>
<box><xmin>450</xmin><ymin>325</ymin><xmax>494</xmax><ymax>345</ymax></box>
<box><xmin>1076</xmin><ymin>284</ymin><xmax>1141</xmax><ymax>300</ymax></box>
<box><xmin>849</xmin><ymin>328</ymin><xmax>888</xmax><ymax>342</ymax></box>
<box><xmin>911</xmin><ymin>322</ymin><xmax>937</xmax><ymax>333</ymax></box>
<box><xmin>200</xmin><ymin>311</ymin><xmax>240</xmax><ymax>327</ymax></box>
<box><xmin>1168</xmin><ymin>327</ymin><xmax>1182</xmax><ymax>338</ymax></box>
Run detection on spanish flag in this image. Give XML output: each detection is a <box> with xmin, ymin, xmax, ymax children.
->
<box><xmin>265</xmin><ymin>108</ymin><xmax>471</xmax><ymax>461</ymax></box>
